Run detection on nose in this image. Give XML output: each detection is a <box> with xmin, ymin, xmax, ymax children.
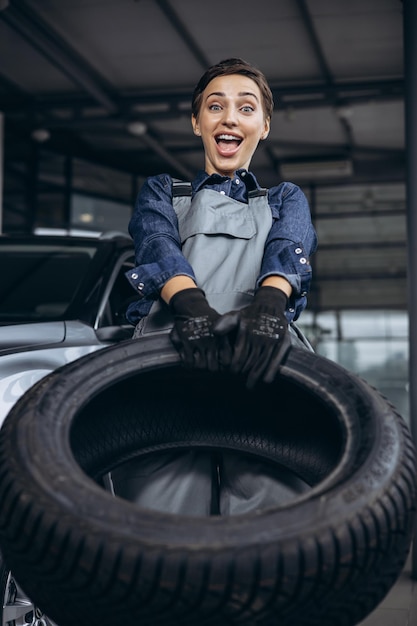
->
<box><xmin>221</xmin><ymin>106</ymin><xmax>238</xmax><ymax>126</ymax></box>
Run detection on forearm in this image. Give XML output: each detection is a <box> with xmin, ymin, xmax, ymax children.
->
<box><xmin>161</xmin><ymin>275</ymin><xmax>197</xmax><ymax>304</ymax></box>
<box><xmin>260</xmin><ymin>275</ymin><xmax>292</xmax><ymax>298</ymax></box>
<box><xmin>260</xmin><ymin>183</ymin><xmax>317</xmax><ymax>304</ymax></box>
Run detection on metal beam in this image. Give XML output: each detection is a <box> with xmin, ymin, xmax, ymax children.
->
<box><xmin>0</xmin><ymin>0</ymin><xmax>118</xmax><ymax>114</ymax></box>
<box><xmin>295</xmin><ymin>0</ymin><xmax>334</xmax><ymax>85</ymax></box>
<box><xmin>155</xmin><ymin>0</ymin><xmax>210</xmax><ymax>70</ymax></box>
<box><xmin>0</xmin><ymin>73</ymin><xmax>403</xmax><ymax>119</ymax></box>
<box><xmin>0</xmin><ymin>0</ymin><xmax>197</xmax><ymax>184</ymax></box>
<box><xmin>312</xmin><ymin>271</ymin><xmax>406</xmax><ymax>281</ymax></box>
<box><xmin>139</xmin><ymin>132</ymin><xmax>194</xmax><ymax>180</ymax></box>
<box><xmin>0</xmin><ymin>113</ymin><xmax>3</xmax><ymax>233</ymax></box>
<box><xmin>295</xmin><ymin>0</ymin><xmax>354</xmax><ymax>147</ymax></box>
<box><xmin>317</xmin><ymin>240</ymin><xmax>405</xmax><ymax>250</ymax></box>
<box><xmin>403</xmin><ymin>0</ymin><xmax>417</xmax><ymax>578</ymax></box>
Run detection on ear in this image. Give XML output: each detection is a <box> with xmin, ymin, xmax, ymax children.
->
<box><xmin>191</xmin><ymin>114</ymin><xmax>201</xmax><ymax>136</ymax></box>
<box><xmin>261</xmin><ymin>118</ymin><xmax>270</xmax><ymax>140</ymax></box>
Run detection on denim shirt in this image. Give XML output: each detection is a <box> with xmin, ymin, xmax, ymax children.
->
<box><xmin>125</xmin><ymin>168</ymin><xmax>317</xmax><ymax>324</ymax></box>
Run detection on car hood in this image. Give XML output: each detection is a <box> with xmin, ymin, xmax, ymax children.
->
<box><xmin>0</xmin><ymin>320</ymin><xmax>101</xmax><ymax>355</ymax></box>
<box><xmin>0</xmin><ymin>321</ymin><xmax>108</xmax><ymax>428</ymax></box>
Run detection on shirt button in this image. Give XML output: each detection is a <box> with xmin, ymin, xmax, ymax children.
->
<box><xmin>220</xmin><ymin>190</ymin><xmax>226</xmax><ymax>195</ymax></box>
<box><xmin>300</xmin><ymin>258</ymin><xmax>307</xmax><ymax>264</ymax></box>
<box><xmin>288</xmin><ymin>307</ymin><xmax>295</xmax><ymax>313</ymax></box>
<box><xmin>235</xmin><ymin>178</ymin><xmax>240</xmax><ymax>184</ymax></box>
<box><xmin>131</xmin><ymin>272</ymin><xmax>138</xmax><ymax>279</ymax></box>
<box><xmin>295</xmin><ymin>247</ymin><xmax>303</xmax><ymax>254</ymax></box>
<box><xmin>138</xmin><ymin>282</ymin><xmax>144</xmax><ymax>291</ymax></box>
<box><xmin>301</xmin><ymin>291</ymin><xmax>307</xmax><ymax>297</ymax></box>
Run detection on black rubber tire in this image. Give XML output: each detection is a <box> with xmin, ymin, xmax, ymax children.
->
<box><xmin>0</xmin><ymin>334</ymin><xmax>415</xmax><ymax>626</ymax></box>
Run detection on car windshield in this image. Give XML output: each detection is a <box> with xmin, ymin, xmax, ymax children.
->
<box><xmin>0</xmin><ymin>242</ymin><xmax>99</xmax><ymax>323</ymax></box>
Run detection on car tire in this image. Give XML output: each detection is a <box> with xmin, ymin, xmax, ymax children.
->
<box><xmin>0</xmin><ymin>334</ymin><xmax>415</xmax><ymax>626</ymax></box>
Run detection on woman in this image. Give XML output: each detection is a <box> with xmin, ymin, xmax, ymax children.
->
<box><xmin>125</xmin><ymin>57</ymin><xmax>316</xmax><ymax>387</ymax></box>
<box><xmin>113</xmin><ymin>58</ymin><xmax>317</xmax><ymax>514</ymax></box>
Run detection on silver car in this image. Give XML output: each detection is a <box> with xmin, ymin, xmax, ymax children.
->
<box><xmin>0</xmin><ymin>232</ymin><xmax>136</xmax><ymax>625</ymax></box>
<box><xmin>0</xmin><ymin>232</ymin><xmax>135</xmax><ymax>428</ymax></box>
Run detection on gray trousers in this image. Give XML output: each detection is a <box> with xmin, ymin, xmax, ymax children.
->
<box><xmin>111</xmin><ymin>325</ymin><xmax>312</xmax><ymax>516</ymax></box>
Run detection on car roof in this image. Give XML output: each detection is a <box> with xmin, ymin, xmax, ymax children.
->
<box><xmin>0</xmin><ymin>232</ymin><xmax>133</xmax><ymax>249</ymax></box>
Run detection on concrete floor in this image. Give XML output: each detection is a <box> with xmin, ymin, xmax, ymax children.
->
<box><xmin>358</xmin><ymin>549</ymin><xmax>417</xmax><ymax>626</ymax></box>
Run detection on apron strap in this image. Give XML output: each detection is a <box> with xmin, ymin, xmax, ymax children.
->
<box><xmin>172</xmin><ymin>179</ymin><xmax>192</xmax><ymax>197</ymax></box>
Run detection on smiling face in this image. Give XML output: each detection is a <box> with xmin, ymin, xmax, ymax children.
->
<box><xmin>191</xmin><ymin>74</ymin><xmax>270</xmax><ymax>178</ymax></box>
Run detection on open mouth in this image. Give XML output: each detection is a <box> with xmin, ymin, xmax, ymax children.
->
<box><xmin>215</xmin><ymin>133</ymin><xmax>242</xmax><ymax>148</ymax></box>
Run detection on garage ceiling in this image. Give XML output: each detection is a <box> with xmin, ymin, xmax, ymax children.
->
<box><xmin>0</xmin><ymin>0</ymin><xmax>407</xmax><ymax>312</ymax></box>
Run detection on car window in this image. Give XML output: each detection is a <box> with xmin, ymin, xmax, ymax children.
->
<box><xmin>0</xmin><ymin>243</ymin><xmax>98</xmax><ymax>323</ymax></box>
<box><xmin>95</xmin><ymin>254</ymin><xmax>136</xmax><ymax>328</ymax></box>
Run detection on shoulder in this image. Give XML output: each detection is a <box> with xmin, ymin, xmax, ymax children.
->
<box><xmin>268</xmin><ymin>181</ymin><xmax>309</xmax><ymax>205</ymax></box>
<box><xmin>139</xmin><ymin>173</ymin><xmax>174</xmax><ymax>199</ymax></box>
<box><xmin>144</xmin><ymin>172</ymin><xmax>173</xmax><ymax>190</ymax></box>
<box><xmin>266</xmin><ymin>182</ymin><xmax>310</xmax><ymax>220</ymax></box>
<box><xmin>268</xmin><ymin>181</ymin><xmax>304</xmax><ymax>199</ymax></box>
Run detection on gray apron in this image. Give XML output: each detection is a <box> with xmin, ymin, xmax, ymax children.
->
<box><xmin>111</xmin><ymin>185</ymin><xmax>310</xmax><ymax>514</ymax></box>
<box><xmin>137</xmin><ymin>185</ymin><xmax>273</xmax><ymax>334</ymax></box>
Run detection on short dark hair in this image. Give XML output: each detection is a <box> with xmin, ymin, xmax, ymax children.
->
<box><xmin>191</xmin><ymin>58</ymin><xmax>274</xmax><ymax>121</ymax></box>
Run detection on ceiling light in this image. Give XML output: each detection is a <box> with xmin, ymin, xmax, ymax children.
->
<box><xmin>126</xmin><ymin>121</ymin><xmax>147</xmax><ymax>137</ymax></box>
<box><xmin>31</xmin><ymin>128</ymin><xmax>51</xmax><ymax>143</ymax></box>
<box><xmin>279</xmin><ymin>159</ymin><xmax>353</xmax><ymax>181</ymax></box>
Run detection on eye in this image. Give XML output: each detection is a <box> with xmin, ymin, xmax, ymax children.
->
<box><xmin>241</xmin><ymin>105</ymin><xmax>255</xmax><ymax>113</ymax></box>
<box><xmin>209</xmin><ymin>104</ymin><xmax>222</xmax><ymax>111</ymax></box>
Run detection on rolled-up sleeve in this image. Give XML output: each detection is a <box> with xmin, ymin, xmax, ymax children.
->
<box><xmin>125</xmin><ymin>174</ymin><xmax>196</xmax><ymax>301</ymax></box>
<box><xmin>258</xmin><ymin>182</ymin><xmax>317</xmax><ymax>320</ymax></box>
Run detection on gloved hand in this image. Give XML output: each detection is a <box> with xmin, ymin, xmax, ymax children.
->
<box><xmin>169</xmin><ymin>288</ymin><xmax>231</xmax><ymax>371</ymax></box>
<box><xmin>213</xmin><ymin>286</ymin><xmax>291</xmax><ymax>388</ymax></box>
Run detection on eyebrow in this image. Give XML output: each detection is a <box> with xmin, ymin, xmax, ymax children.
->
<box><xmin>206</xmin><ymin>91</ymin><xmax>260</xmax><ymax>101</ymax></box>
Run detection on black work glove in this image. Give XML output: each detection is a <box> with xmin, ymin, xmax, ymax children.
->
<box><xmin>213</xmin><ymin>286</ymin><xmax>291</xmax><ymax>389</ymax></box>
<box><xmin>169</xmin><ymin>288</ymin><xmax>231</xmax><ymax>371</ymax></box>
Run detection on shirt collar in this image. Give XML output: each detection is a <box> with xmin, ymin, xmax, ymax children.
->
<box><xmin>193</xmin><ymin>169</ymin><xmax>260</xmax><ymax>193</ymax></box>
